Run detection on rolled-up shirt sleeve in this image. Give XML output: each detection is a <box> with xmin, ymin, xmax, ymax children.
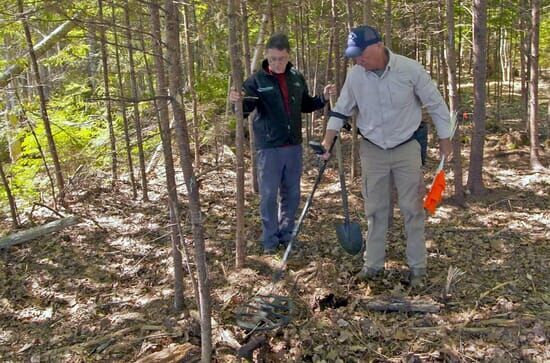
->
<box><xmin>327</xmin><ymin>77</ymin><xmax>357</xmax><ymax>131</ymax></box>
<box><xmin>414</xmin><ymin>68</ymin><xmax>451</xmax><ymax>139</ymax></box>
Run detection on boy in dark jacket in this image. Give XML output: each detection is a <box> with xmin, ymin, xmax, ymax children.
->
<box><xmin>230</xmin><ymin>33</ymin><xmax>335</xmax><ymax>254</ymax></box>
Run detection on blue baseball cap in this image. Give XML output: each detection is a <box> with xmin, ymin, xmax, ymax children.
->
<box><xmin>345</xmin><ymin>25</ymin><xmax>382</xmax><ymax>58</ymax></box>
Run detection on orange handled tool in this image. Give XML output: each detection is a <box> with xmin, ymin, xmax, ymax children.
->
<box><xmin>424</xmin><ymin>112</ymin><xmax>457</xmax><ymax>214</ymax></box>
<box><xmin>424</xmin><ymin>159</ymin><xmax>446</xmax><ymax>214</ymax></box>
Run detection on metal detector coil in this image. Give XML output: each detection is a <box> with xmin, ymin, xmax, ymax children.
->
<box><xmin>235</xmin><ymin>294</ymin><xmax>294</xmax><ymax>331</ymax></box>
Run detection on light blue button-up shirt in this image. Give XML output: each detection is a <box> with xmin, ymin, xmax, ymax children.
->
<box><xmin>327</xmin><ymin>49</ymin><xmax>451</xmax><ymax>149</ymax></box>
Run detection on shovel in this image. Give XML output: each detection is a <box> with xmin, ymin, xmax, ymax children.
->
<box><xmin>334</xmin><ymin>136</ymin><xmax>363</xmax><ymax>255</ymax></box>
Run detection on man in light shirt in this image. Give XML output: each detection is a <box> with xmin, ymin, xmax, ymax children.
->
<box><xmin>321</xmin><ymin>25</ymin><xmax>452</xmax><ymax>287</ymax></box>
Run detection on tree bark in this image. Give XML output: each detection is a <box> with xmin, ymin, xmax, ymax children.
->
<box><xmin>240</xmin><ymin>1</ymin><xmax>258</xmax><ymax>194</ymax></box>
<box><xmin>528</xmin><ymin>0</ymin><xmax>543</xmax><ymax>170</ymax></box>
<box><xmin>467</xmin><ymin>0</ymin><xmax>488</xmax><ymax>195</ymax></box>
<box><xmin>520</xmin><ymin>0</ymin><xmax>531</xmax><ymax>129</ymax></box>
<box><xmin>164</xmin><ymin>1</ymin><xmax>212</xmax><ymax>360</ymax></box>
<box><xmin>17</xmin><ymin>0</ymin><xmax>65</xmax><ymax>204</ymax></box>
<box><xmin>0</xmin><ymin>160</ymin><xmax>19</xmax><ymax>228</ymax></box>
<box><xmin>111</xmin><ymin>1</ymin><xmax>137</xmax><ymax>198</ymax></box>
<box><xmin>98</xmin><ymin>0</ymin><xmax>118</xmax><ymax>183</ymax></box>
<box><xmin>148</xmin><ymin>0</ymin><xmax>186</xmax><ymax>313</ymax></box>
<box><xmin>446</xmin><ymin>0</ymin><xmax>465</xmax><ymax>205</ymax></box>
<box><xmin>241</xmin><ymin>1</ymin><xmax>252</xmax><ymax>78</ymax></box>
<box><xmin>182</xmin><ymin>1</ymin><xmax>201</xmax><ymax>172</ymax></box>
<box><xmin>250</xmin><ymin>13</ymin><xmax>269</xmax><ymax>73</ymax></box>
<box><xmin>228</xmin><ymin>0</ymin><xmax>246</xmax><ymax>269</ymax></box>
<box><xmin>124</xmin><ymin>0</ymin><xmax>149</xmax><ymax>201</ymax></box>
<box><xmin>363</xmin><ymin>0</ymin><xmax>373</xmax><ymax>25</ymax></box>
<box><xmin>384</xmin><ymin>0</ymin><xmax>392</xmax><ymax>47</ymax></box>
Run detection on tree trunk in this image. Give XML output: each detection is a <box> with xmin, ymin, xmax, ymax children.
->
<box><xmin>250</xmin><ymin>13</ymin><xmax>269</xmax><ymax>73</ymax></box>
<box><xmin>446</xmin><ymin>0</ymin><xmax>465</xmax><ymax>205</ymax></box>
<box><xmin>0</xmin><ymin>160</ymin><xmax>19</xmax><ymax>228</ymax></box>
<box><xmin>528</xmin><ymin>0</ymin><xmax>543</xmax><ymax>170</ymax></box>
<box><xmin>98</xmin><ymin>0</ymin><xmax>118</xmax><ymax>183</ymax></box>
<box><xmin>124</xmin><ymin>0</ymin><xmax>149</xmax><ymax>201</ymax></box>
<box><xmin>16</xmin><ymin>99</ymin><xmax>57</xmax><ymax>202</ymax></box>
<box><xmin>228</xmin><ymin>0</ymin><xmax>246</xmax><ymax>269</ymax></box>
<box><xmin>182</xmin><ymin>1</ymin><xmax>201</xmax><ymax>172</ymax></box>
<box><xmin>438</xmin><ymin>0</ymin><xmax>448</xmax><ymax>101</ymax></box>
<box><xmin>241</xmin><ymin>2</ymin><xmax>258</xmax><ymax>194</ymax></box>
<box><xmin>520</xmin><ymin>0</ymin><xmax>531</xmax><ymax>130</ymax></box>
<box><xmin>345</xmin><ymin>0</ymin><xmax>354</xmax><ymax>30</ymax></box>
<box><xmin>86</xmin><ymin>23</ymin><xmax>100</xmax><ymax>92</ymax></box>
<box><xmin>363</xmin><ymin>0</ymin><xmax>373</xmax><ymax>25</ymax></box>
<box><xmin>4</xmin><ymin>88</ymin><xmax>20</xmax><ymax>162</ymax></box>
<box><xmin>384</xmin><ymin>0</ymin><xmax>392</xmax><ymax>47</ymax></box>
<box><xmin>148</xmin><ymin>0</ymin><xmax>187</xmax><ymax>313</ymax></box>
<box><xmin>111</xmin><ymin>1</ymin><xmax>137</xmax><ymax>199</ymax></box>
<box><xmin>138</xmin><ymin>16</ymin><xmax>164</xmax><ymax>177</ymax></box>
<box><xmin>241</xmin><ymin>1</ymin><xmax>252</xmax><ymax>78</ymax></box>
<box><xmin>164</xmin><ymin>1</ymin><xmax>212</xmax><ymax>360</ymax></box>
<box><xmin>18</xmin><ymin>0</ymin><xmax>65</xmax><ymax>204</ymax></box>
<box><xmin>467</xmin><ymin>0</ymin><xmax>488</xmax><ymax>195</ymax></box>
<box><xmin>332</xmin><ymin>1</ymin><xmax>342</xmax><ymax>92</ymax></box>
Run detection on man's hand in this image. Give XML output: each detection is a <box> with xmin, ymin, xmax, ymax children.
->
<box><xmin>439</xmin><ymin>138</ymin><xmax>452</xmax><ymax>162</ymax></box>
<box><xmin>321</xmin><ymin>130</ymin><xmax>338</xmax><ymax>160</ymax></box>
<box><xmin>229</xmin><ymin>88</ymin><xmax>243</xmax><ymax>104</ymax></box>
<box><xmin>323</xmin><ymin>84</ymin><xmax>337</xmax><ymax>102</ymax></box>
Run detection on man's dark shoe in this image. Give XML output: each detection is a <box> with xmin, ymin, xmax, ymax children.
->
<box><xmin>263</xmin><ymin>246</ymin><xmax>277</xmax><ymax>255</ymax></box>
<box><xmin>356</xmin><ymin>266</ymin><xmax>384</xmax><ymax>282</ymax></box>
<box><xmin>279</xmin><ymin>238</ymin><xmax>297</xmax><ymax>249</ymax></box>
<box><xmin>409</xmin><ymin>268</ymin><xmax>426</xmax><ymax>288</ymax></box>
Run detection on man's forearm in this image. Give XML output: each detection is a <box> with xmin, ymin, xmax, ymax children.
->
<box><xmin>322</xmin><ymin>129</ymin><xmax>338</xmax><ymax>151</ymax></box>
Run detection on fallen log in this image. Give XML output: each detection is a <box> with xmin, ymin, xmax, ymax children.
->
<box><xmin>0</xmin><ymin>216</ymin><xmax>80</xmax><ymax>249</ymax></box>
<box><xmin>362</xmin><ymin>296</ymin><xmax>442</xmax><ymax>313</ymax></box>
<box><xmin>134</xmin><ymin>343</ymin><xmax>200</xmax><ymax>363</ymax></box>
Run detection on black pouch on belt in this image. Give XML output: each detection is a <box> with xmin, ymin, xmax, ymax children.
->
<box><xmin>412</xmin><ymin>121</ymin><xmax>428</xmax><ymax>165</ymax></box>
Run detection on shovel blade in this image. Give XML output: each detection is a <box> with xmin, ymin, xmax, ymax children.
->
<box><xmin>336</xmin><ymin>221</ymin><xmax>363</xmax><ymax>255</ymax></box>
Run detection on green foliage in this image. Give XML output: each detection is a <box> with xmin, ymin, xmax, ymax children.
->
<box><xmin>195</xmin><ymin>71</ymin><xmax>228</xmax><ymax>111</ymax></box>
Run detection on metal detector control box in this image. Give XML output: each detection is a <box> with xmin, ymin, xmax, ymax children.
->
<box><xmin>308</xmin><ymin>141</ymin><xmax>326</xmax><ymax>155</ymax></box>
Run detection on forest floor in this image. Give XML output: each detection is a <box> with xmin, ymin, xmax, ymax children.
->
<box><xmin>1</xmin><ymin>117</ymin><xmax>549</xmax><ymax>362</ymax></box>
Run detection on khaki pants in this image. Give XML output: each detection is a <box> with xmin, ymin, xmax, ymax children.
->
<box><xmin>360</xmin><ymin>139</ymin><xmax>426</xmax><ymax>270</ymax></box>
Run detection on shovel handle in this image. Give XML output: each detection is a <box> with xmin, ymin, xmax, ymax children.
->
<box><xmin>335</xmin><ymin>137</ymin><xmax>351</xmax><ymax>224</ymax></box>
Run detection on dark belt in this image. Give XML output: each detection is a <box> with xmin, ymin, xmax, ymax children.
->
<box><xmin>362</xmin><ymin>135</ymin><xmax>416</xmax><ymax>150</ymax></box>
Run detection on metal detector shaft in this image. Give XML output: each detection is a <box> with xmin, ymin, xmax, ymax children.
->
<box><xmin>274</xmin><ymin>137</ymin><xmax>337</xmax><ymax>281</ymax></box>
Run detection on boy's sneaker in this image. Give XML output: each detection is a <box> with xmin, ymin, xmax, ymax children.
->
<box><xmin>356</xmin><ymin>266</ymin><xmax>384</xmax><ymax>282</ymax></box>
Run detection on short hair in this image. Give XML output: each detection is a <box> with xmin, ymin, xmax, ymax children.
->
<box><xmin>266</xmin><ymin>33</ymin><xmax>290</xmax><ymax>51</ymax></box>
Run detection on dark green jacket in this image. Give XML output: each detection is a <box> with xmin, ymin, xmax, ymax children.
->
<box><xmin>241</xmin><ymin>60</ymin><xmax>326</xmax><ymax>149</ymax></box>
